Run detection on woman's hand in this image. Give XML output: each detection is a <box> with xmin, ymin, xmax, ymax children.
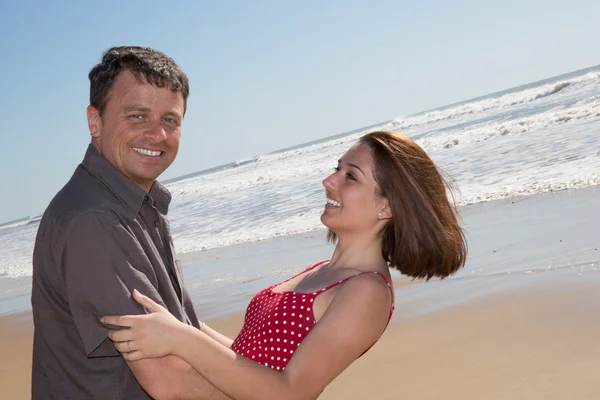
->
<box><xmin>100</xmin><ymin>289</ymin><xmax>183</xmax><ymax>361</ymax></box>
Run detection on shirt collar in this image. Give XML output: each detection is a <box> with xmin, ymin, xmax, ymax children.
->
<box><xmin>81</xmin><ymin>144</ymin><xmax>171</xmax><ymax>217</ymax></box>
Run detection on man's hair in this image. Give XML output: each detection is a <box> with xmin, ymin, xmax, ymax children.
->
<box><xmin>327</xmin><ymin>131</ymin><xmax>467</xmax><ymax>280</ymax></box>
<box><xmin>88</xmin><ymin>46</ymin><xmax>189</xmax><ymax>115</ymax></box>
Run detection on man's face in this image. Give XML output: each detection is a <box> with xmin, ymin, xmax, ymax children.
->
<box><xmin>87</xmin><ymin>71</ymin><xmax>185</xmax><ymax>192</ymax></box>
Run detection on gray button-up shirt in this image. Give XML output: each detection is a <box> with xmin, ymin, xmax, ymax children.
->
<box><xmin>31</xmin><ymin>144</ymin><xmax>200</xmax><ymax>399</ymax></box>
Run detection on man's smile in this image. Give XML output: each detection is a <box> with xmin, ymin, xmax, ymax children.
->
<box><xmin>132</xmin><ymin>147</ymin><xmax>162</xmax><ymax>157</ymax></box>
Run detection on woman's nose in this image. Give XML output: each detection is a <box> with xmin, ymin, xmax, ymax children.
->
<box><xmin>322</xmin><ymin>173</ymin><xmax>336</xmax><ymax>191</ymax></box>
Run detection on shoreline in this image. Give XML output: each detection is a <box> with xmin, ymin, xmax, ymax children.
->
<box><xmin>164</xmin><ymin>184</ymin><xmax>600</xmax><ymax>321</ymax></box>
<box><xmin>3</xmin><ymin>185</ymin><xmax>600</xmax><ymax>319</ymax></box>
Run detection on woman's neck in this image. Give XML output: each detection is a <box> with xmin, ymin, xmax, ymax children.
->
<box><xmin>328</xmin><ymin>233</ymin><xmax>388</xmax><ymax>273</ymax></box>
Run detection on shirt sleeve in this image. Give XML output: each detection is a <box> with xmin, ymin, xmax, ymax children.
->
<box><xmin>59</xmin><ymin>211</ymin><xmax>166</xmax><ymax>358</ymax></box>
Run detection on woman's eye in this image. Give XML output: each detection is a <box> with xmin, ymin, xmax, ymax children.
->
<box><xmin>333</xmin><ymin>166</ymin><xmax>340</xmax><ymax>172</ymax></box>
<box><xmin>346</xmin><ymin>173</ymin><xmax>356</xmax><ymax>181</ymax></box>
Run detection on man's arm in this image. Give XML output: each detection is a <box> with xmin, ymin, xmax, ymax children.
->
<box><xmin>60</xmin><ymin>212</ymin><xmax>231</xmax><ymax>399</ymax></box>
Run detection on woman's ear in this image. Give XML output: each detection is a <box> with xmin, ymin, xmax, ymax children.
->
<box><xmin>378</xmin><ymin>199</ymin><xmax>392</xmax><ymax>220</ymax></box>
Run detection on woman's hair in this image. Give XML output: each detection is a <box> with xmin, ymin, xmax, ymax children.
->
<box><xmin>328</xmin><ymin>131</ymin><xmax>467</xmax><ymax>279</ymax></box>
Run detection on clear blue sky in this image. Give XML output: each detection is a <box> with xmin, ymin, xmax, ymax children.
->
<box><xmin>1</xmin><ymin>0</ymin><xmax>599</xmax><ymax>223</ymax></box>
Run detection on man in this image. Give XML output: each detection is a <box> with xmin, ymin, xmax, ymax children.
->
<box><xmin>31</xmin><ymin>46</ymin><xmax>228</xmax><ymax>399</ymax></box>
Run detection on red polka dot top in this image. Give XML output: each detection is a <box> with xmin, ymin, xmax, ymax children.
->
<box><xmin>230</xmin><ymin>261</ymin><xmax>394</xmax><ymax>372</ymax></box>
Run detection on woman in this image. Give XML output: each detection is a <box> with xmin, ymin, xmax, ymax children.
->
<box><xmin>102</xmin><ymin>131</ymin><xmax>467</xmax><ymax>399</ymax></box>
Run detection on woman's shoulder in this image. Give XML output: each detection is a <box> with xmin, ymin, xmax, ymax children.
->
<box><xmin>321</xmin><ymin>272</ymin><xmax>394</xmax><ymax>339</ymax></box>
<box><xmin>332</xmin><ymin>271</ymin><xmax>394</xmax><ymax>309</ymax></box>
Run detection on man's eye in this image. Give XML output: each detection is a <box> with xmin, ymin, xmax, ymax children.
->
<box><xmin>163</xmin><ymin>118</ymin><xmax>177</xmax><ymax>124</ymax></box>
<box><xmin>130</xmin><ymin>114</ymin><xmax>143</xmax><ymax>119</ymax></box>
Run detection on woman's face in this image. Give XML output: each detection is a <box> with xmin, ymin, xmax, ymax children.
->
<box><xmin>320</xmin><ymin>143</ymin><xmax>387</xmax><ymax>237</ymax></box>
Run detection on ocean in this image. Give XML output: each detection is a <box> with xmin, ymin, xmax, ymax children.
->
<box><xmin>1</xmin><ymin>65</ymin><xmax>600</xmax><ymax>316</ymax></box>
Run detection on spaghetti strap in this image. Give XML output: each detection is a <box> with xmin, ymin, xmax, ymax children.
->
<box><xmin>320</xmin><ymin>271</ymin><xmax>395</xmax><ymax>316</ymax></box>
<box><xmin>274</xmin><ymin>260</ymin><xmax>330</xmax><ymax>287</ymax></box>
<box><xmin>322</xmin><ymin>271</ymin><xmax>393</xmax><ymax>294</ymax></box>
<box><xmin>370</xmin><ymin>271</ymin><xmax>395</xmax><ymax>304</ymax></box>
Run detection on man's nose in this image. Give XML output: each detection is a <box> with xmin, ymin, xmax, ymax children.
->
<box><xmin>144</xmin><ymin>120</ymin><xmax>167</xmax><ymax>142</ymax></box>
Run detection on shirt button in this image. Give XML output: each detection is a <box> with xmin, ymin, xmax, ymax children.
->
<box><xmin>144</xmin><ymin>195</ymin><xmax>150</xmax><ymax>201</ymax></box>
<box><xmin>154</xmin><ymin>220</ymin><xmax>159</xmax><ymax>227</ymax></box>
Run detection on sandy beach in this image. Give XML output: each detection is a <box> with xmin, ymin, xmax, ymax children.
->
<box><xmin>0</xmin><ymin>312</ymin><xmax>33</xmax><ymax>399</ymax></box>
<box><xmin>2</xmin><ymin>282</ymin><xmax>599</xmax><ymax>399</ymax></box>
<box><xmin>2</xmin><ymin>186</ymin><xmax>599</xmax><ymax>398</ymax></box>
<box><xmin>320</xmin><ymin>283</ymin><xmax>600</xmax><ymax>400</ymax></box>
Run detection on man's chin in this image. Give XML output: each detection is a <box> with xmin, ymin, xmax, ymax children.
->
<box><xmin>125</xmin><ymin>171</ymin><xmax>163</xmax><ymax>190</ymax></box>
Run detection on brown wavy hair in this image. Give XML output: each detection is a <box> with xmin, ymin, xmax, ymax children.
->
<box><xmin>327</xmin><ymin>131</ymin><xmax>467</xmax><ymax>279</ymax></box>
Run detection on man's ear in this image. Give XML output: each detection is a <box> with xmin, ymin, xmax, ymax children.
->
<box><xmin>86</xmin><ymin>106</ymin><xmax>102</xmax><ymax>139</ymax></box>
<box><xmin>378</xmin><ymin>199</ymin><xmax>392</xmax><ymax>220</ymax></box>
